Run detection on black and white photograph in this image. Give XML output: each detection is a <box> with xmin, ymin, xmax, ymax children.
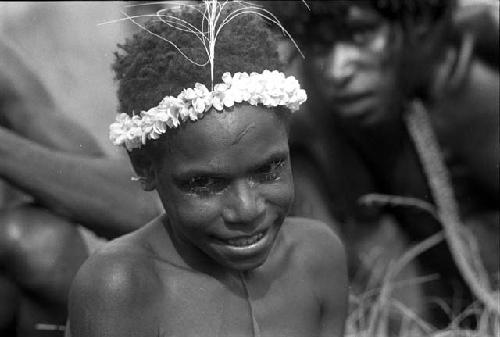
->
<box><xmin>0</xmin><ymin>1</ymin><xmax>498</xmax><ymax>336</ymax></box>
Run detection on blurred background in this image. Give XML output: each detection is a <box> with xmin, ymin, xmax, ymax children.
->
<box><xmin>0</xmin><ymin>2</ymin><xmax>129</xmax><ymax>156</ymax></box>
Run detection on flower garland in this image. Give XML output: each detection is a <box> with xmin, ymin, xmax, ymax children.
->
<box><xmin>110</xmin><ymin>70</ymin><xmax>307</xmax><ymax>150</ymax></box>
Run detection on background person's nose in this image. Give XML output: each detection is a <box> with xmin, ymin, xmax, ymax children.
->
<box><xmin>324</xmin><ymin>43</ymin><xmax>357</xmax><ymax>86</ymax></box>
<box><xmin>222</xmin><ymin>179</ymin><xmax>265</xmax><ymax>226</ymax></box>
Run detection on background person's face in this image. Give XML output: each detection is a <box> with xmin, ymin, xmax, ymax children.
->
<box><xmin>306</xmin><ymin>5</ymin><xmax>404</xmax><ymax>127</ymax></box>
<box><xmin>152</xmin><ymin>105</ymin><xmax>294</xmax><ymax>272</ymax></box>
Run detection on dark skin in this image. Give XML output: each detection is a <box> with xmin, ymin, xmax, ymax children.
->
<box><xmin>0</xmin><ymin>38</ymin><xmax>160</xmax><ymax>236</ymax></box>
<box><xmin>68</xmin><ymin>105</ymin><xmax>348</xmax><ymax>337</ymax></box>
<box><xmin>0</xmin><ymin>37</ymin><xmax>160</xmax><ymax>336</ymax></box>
<box><xmin>286</xmin><ymin>2</ymin><xmax>499</xmax><ymax>323</ymax></box>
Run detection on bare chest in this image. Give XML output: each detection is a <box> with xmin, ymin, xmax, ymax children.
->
<box><xmin>155</xmin><ymin>265</ymin><xmax>320</xmax><ymax>337</ymax></box>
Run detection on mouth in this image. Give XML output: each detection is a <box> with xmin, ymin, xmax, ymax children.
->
<box><xmin>208</xmin><ymin>219</ymin><xmax>283</xmax><ymax>270</ymax></box>
<box><xmin>332</xmin><ymin>91</ymin><xmax>373</xmax><ymax>104</ymax></box>
<box><xmin>214</xmin><ymin>230</ymin><xmax>267</xmax><ymax>248</ymax></box>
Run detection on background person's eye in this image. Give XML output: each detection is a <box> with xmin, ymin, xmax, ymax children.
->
<box><xmin>179</xmin><ymin>176</ymin><xmax>228</xmax><ymax>196</ymax></box>
<box><xmin>252</xmin><ymin>159</ymin><xmax>286</xmax><ymax>183</ymax></box>
<box><xmin>350</xmin><ymin>24</ymin><xmax>378</xmax><ymax>45</ymax></box>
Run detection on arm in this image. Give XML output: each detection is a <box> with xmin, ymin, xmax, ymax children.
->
<box><xmin>453</xmin><ymin>1</ymin><xmax>499</xmax><ymax>69</ymax></box>
<box><xmin>0</xmin><ymin>37</ymin><xmax>160</xmax><ymax>236</ymax></box>
<box><xmin>68</xmin><ymin>251</ymin><xmax>160</xmax><ymax>337</ymax></box>
<box><xmin>0</xmin><ymin>127</ymin><xmax>159</xmax><ymax>237</ymax></box>
<box><xmin>437</xmin><ymin>58</ymin><xmax>499</xmax><ymax>204</ymax></box>
<box><xmin>0</xmin><ymin>36</ymin><xmax>103</xmax><ymax>155</ymax></box>
<box><xmin>459</xmin><ymin>60</ymin><xmax>499</xmax><ymax>201</ymax></box>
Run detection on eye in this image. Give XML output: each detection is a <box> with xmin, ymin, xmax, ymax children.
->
<box><xmin>178</xmin><ymin>176</ymin><xmax>229</xmax><ymax>196</ymax></box>
<box><xmin>252</xmin><ymin>159</ymin><xmax>286</xmax><ymax>183</ymax></box>
<box><xmin>349</xmin><ymin>23</ymin><xmax>380</xmax><ymax>46</ymax></box>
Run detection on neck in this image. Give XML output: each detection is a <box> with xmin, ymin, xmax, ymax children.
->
<box><xmin>341</xmin><ymin>109</ymin><xmax>408</xmax><ymax>164</ymax></box>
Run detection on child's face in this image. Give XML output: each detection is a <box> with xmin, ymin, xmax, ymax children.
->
<box><xmin>151</xmin><ymin>104</ymin><xmax>293</xmax><ymax>271</ymax></box>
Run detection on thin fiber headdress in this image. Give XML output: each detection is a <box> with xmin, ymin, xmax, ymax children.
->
<box><xmin>105</xmin><ymin>0</ymin><xmax>308</xmax><ymax>150</ymax></box>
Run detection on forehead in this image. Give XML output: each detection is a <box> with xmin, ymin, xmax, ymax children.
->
<box><xmin>159</xmin><ymin>105</ymin><xmax>288</xmax><ymax>173</ymax></box>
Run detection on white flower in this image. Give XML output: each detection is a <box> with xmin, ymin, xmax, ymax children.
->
<box><xmin>222</xmin><ymin>72</ymin><xmax>233</xmax><ymax>85</ymax></box>
<box><xmin>181</xmin><ymin>87</ymin><xmax>197</xmax><ymax>101</ymax></box>
<box><xmin>212</xmin><ymin>95</ymin><xmax>224</xmax><ymax>111</ymax></box>
<box><xmin>109</xmin><ymin>70</ymin><xmax>307</xmax><ymax>149</ymax></box>
<box><xmin>191</xmin><ymin>97</ymin><xmax>205</xmax><ymax>115</ymax></box>
<box><xmin>223</xmin><ymin>92</ymin><xmax>235</xmax><ymax>108</ymax></box>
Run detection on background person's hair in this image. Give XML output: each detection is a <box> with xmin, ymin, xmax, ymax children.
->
<box><xmin>262</xmin><ymin>0</ymin><xmax>459</xmax><ymax>101</ymax></box>
<box><xmin>112</xmin><ymin>4</ymin><xmax>283</xmax><ymax>116</ymax></box>
<box><xmin>260</xmin><ymin>0</ymin><xmax>457</xmax><ymax>48</ymax></box>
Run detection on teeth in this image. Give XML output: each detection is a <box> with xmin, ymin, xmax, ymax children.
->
<box><xmin>225</xmin><ymin>232</ymin><xmax>264</xmax><ymax>247</ymax></box>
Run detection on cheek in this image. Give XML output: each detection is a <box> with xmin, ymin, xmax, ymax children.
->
<box><xmin>158</xmin><ymin>180</ymin><xmax>222</xmax><ymax>232</ymax></box>
<box><xmin>171</xmin><ymin>196</ymin><xmax>222</xmax><ymax>230</ymax></box>
<box><xmin>263</xmin><ymin>171</ymin><xmax>294</xmax><ymax>214</ymax></box>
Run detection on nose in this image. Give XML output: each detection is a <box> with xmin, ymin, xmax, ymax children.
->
<box><xmin>222</xmin><ymin>179</ymin><xmax>265</xmax><ymax>226</ymax></box>
<box><xmin>323</xmin><ymin>43</ymin><xmax>357</xmax><ymax>86</ymax></box>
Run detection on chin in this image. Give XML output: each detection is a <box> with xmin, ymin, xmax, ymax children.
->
<box><xmin>226</xmin><ymin>257</ymin><xmax>267</xmax><ymax>272</ymax></box>
<box><xmin>333</xmin><ymin>106</ymin><xmax>374</xmax><ymax>127</ymax></box>
<box><xmin>334</xmin><ymin>101</ymin><xmax>394</xmax><ymax>128</ymax></box>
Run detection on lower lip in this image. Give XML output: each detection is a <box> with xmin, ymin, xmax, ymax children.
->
<box><xmin>333</xmin><ymin>93</ymin><xmax>373</xmax><ymax>105</ymax></box>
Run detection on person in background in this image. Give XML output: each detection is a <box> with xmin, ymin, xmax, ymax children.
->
<box><xmin>264</xmin><ymin>0</ymin><xmax>499</xmax><ymax>326</ymax></box>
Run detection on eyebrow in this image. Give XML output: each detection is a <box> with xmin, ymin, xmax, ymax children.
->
<box><xmin>174</xmin><ymin>149</ymin><xmax>289</xmax><ymax>180</ymax></box>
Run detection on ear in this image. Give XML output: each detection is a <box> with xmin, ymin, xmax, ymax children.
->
<box><xmin>128</xmin><ymin>150</ymin><xmax>157</xmax><ymax>191</ymax></box>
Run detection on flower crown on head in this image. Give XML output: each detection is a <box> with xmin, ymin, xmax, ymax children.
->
<box><xmin>110</xmin><ymin>70</ymin><xmax>307</xmax><ymax>150</ymax></box>
<box><xmin>106</xmin><ymin>0</ymin><xmax>309</xmax><ymax>150</ymax></box>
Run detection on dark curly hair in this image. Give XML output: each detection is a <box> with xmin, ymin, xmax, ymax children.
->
<box><xmin>112</xmin><ymin>4</ymin><xmax>283</xmax><ymax>116</ymax></box>
<box><xmin>261</xmin><ymin>0</ymin><xmax>456</xmax><ymax>48</ymax></box>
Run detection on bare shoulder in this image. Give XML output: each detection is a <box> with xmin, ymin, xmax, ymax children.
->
<box><xmin>68</xmin><ymin>224</ymin><xmax>162</xmax><ymax>336</ymax></box>
<box><xmin>281</xmin><ymin>216</ymin><xmax>346</xmax><ymax>270</ymax></box>
<box><xmin>70</xmin><ymin>221</ymin><xmax>163</xmax><ymax>304</ymax></box>
<box><xmin>281</xmin><ymin>217</ymin><xmax>348</xmax><ymax>336</ymax></box>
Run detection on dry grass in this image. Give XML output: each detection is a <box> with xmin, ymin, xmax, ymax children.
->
<box><xmin>344</xmin><ymin>101</ymin><xmax>499</xmax><ymax>336</ymax></box>
<box><xmin>344</xmin><ymin>232</ymin><xmax>500</xmax><ymax>337</ymax></box>
<box><xmin>346</xmin><ymin>277</ymin><xmax>500</xmax><ymax>337</ymax></box>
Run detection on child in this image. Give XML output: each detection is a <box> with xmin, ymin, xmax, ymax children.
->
<box><xmin>67</xmin><ymin>3</ymin><xmax>347</xmax><ymax>336</ymax></box>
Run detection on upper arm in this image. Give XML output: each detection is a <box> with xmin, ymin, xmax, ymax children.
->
<box><xmin>299</xmin><ymin>221</ymin><xmax>348</xmax><ymax>337</ymax></box>
<box><xmin>465</xmin><ymin>62</ymin><xmax>499</xmax><ymax>199</ymax></box>
<box><xmin>0</xmin><ymin>36</ymin><xmax>103</xmax><ymax>155</ymax></box>
<box><xmin>451</xmin><ymin>60</ymin><xmax>499</xmax><ymax>200</ymax></box>
<box><xmin>68</xmin><ymin>252</ymin><xmax>160</xmax><ymax>337</ymax></box>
